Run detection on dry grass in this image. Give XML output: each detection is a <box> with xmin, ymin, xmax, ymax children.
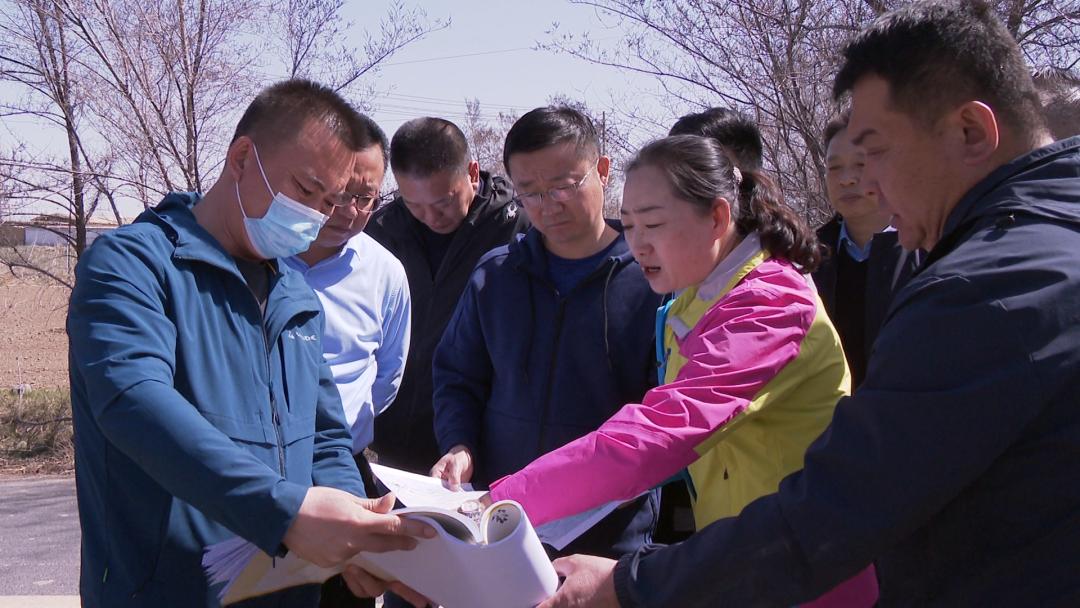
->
<box><xmin>0</xmin><ymin>244</ymin><xmax>77</xmax><ymax>287</ymax></box>
<box><xmin>0</xmin><ymin>250</ymin><xmax>75</xmax><ymax>474</ymax></box>
<box><xmin>0</xmin><ymin>388</ymin><xmax>74</xmax><ymax>474</ymax></box>
<box><xmin>0</xmin><ymin>245</ymin><xmax>73</xmax><ymax>392</ymax></box>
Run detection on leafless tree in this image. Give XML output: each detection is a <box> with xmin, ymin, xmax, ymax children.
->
<box><xmin>549</xmin><ymin>0</ymin><xmax>1080</xmax><ymax>224</ymax></box>
<box><xmin>462</xmin><ymin>98</ymin><xmax>518</xmax><ymax>177</ymax></box>
<box><xmin>1034</xmin><ymin>67</ymin><xmax>1080</xmax><ymax>138</ymax></box>
<box><xmin>0</xmin><ymin>0</ymin><xmax>98</xmax><ymax>254</ymax></box>
<box><xmin>274</xmin><ymin>0</ymin><xmax>447</xmax><ymax>99</ymax></box>
<box><xmin>50</xmin><ymin>0</ymin><xmax>263</xmax><ymax>195</ymax></box>
<box><xmin>1</xmin><ymin>0</ymin><xmax>440</xmax><ymax>285</ymax></box>
<box><xmin>986</xmin><ymin>0</ymin><xmax>1079</xmax><ymax>69</ymax></box>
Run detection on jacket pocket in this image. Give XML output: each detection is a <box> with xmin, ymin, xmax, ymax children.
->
<box><xmin>281</xmin><ymin>414</ymin><xmax>316</xmax><ymax>445</ymax></box>
<box><xmin>200</xmin><ymin>410</ymin><xmax>272</xmax><ymax>444</ymax></box>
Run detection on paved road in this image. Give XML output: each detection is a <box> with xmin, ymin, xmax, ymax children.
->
<box><xmin>0</xmin><ymin>476</ymin><xmax>79</xmax><ymax>597</ymax></box>
<box><xmin>0</xmin><ymin>477</ymin><xmax>388</xmax><ymax>607</ymax></box>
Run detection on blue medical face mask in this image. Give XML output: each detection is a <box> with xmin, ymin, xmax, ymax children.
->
<box><xmin>234</xmin><ymin>144</ymin><xmax>328</xmax><ymax>259</ymax></box>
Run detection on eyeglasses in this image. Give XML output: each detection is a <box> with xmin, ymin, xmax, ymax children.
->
<box><xmin>327</xmin><ymin>192</ymin><xmax>393</xmax><ymax>212</ymax></box>
<box><xmin>512</xmin><ymin>163</ymin><xmax>597</xmax><ymax>208</ymax></box>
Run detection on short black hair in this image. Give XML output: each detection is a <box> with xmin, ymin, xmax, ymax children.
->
<box><xmin>822</xmin><ymin>108</ymin><xmax>852</xmax><ymax>148</ymax></box>
<box><xmin>833</xmin><ymin>0</ymin><xmax>1045</xmax><ymax>136</ymax></box>
<box><xmin>389</xmin><ymin>117</ymin><xmax>470</xmax><ymax>177</ymax></box>
<box><xmin>669</xmin><ymin>107</ymin><xmax>764</xmax><ymax>171</ymax></box>
<box><xmin>232</xmin><ymin>79</ymin><xmax>388</xmax><ymax>165</ymax></box>
<box><xmin>503</xmin><ymin>106</ymin><xmax>599</xmax><ymax>177</ymax></box>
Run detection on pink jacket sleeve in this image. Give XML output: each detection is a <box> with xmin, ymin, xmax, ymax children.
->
<box><xmin>488</xmin><ymin>267</ymin><xmax>816</xmax><ymax>525</ymax></box>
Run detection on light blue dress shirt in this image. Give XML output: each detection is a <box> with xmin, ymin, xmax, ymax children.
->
<box><xmin>285</xmin><ymin>232</ymin><xmax>411</xmax><ymax>453</ymax></box>
<box><xmin>838</xmin><ymin>220</ymin><xmax>896</xmax><ymax>262</ymax></box>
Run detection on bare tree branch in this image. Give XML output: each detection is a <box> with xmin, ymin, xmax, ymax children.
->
<box><xmin>550</xmin><ymin>0</ymin><xmax>1077</xmax><ymax>223</ymax></box>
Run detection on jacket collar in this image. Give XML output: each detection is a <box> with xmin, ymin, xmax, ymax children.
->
<box><xmin>510</xmin><ymin>219</ymin><xmax>634</xmax><ymax>279</ymax></box>
<box><xmin>694</xmin><ymin>232</ymin><xmax>766</xmax><ymax>301</ymax></box>
<box><xmin>140</xmin><ymin>192</ymin><xmax>239</xmax><ymax>273</ymax></box>
<box><xmin>139</xmin><ymin>192</ymin><xmax>321</xmax><ymax>320</ymax></box>
<box><xmin>666</xmin><ymin>233</ymin><xmax>767</xmax><ymax>340</ymax></box>
<box><xmin>939</xmin><ymin>136</ymin><xmax>1080</xmax><ymax>245</ymax></box>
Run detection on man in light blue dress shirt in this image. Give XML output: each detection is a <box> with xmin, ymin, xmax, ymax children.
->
<box><xmin>285</xmin><ymin>118</ymin><xmax>410</xmax><ymax>458</ymax></box>
<box><xmin>282</xmin><ymin>113</ymin><xmax>411</xmax><ymax>608</ymax></box>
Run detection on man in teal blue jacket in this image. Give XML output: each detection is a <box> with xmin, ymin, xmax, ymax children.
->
<box><xmin>67</xmin><ymin>80</ymin><xmax>429</xmax><ymax>608</ymax></box>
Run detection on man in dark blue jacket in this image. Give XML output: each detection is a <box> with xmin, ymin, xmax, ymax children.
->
<box><xmin>67</xmin><ymin>80</ymin><xmax>429</xmax><ymax>608</ymax></box>
<box><xmin>538</xmin><ymin>2</ymin><xmax>1080</xmax><ymax>606</ymax></box>
<box><xmin>430</xmin><ymin>106</ymin><xmax>661</xmax><ymax>559</ymax></box>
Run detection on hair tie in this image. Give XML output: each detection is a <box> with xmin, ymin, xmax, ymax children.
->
<box><xmin>732</xmin><ymin>166</ymin><xmax>743</xmax><ymax>188</ymax></box>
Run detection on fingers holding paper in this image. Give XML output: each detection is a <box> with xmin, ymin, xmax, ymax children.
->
<box><xmin>342</xmin><ymin>564</ymin><xmax>432</xmax><ymax>607</ymax></box>
<box><xmin>538</xmin><ymin>554</ymin><xmax>620</xmax><ymax>608</ymax></box>
<box><xmin>282</xmin><ymin>487</ymin><xmax>436</xmax><ymax>567</ymax></box>
<box><xmin>356</xmin><ymin>493</ymin><xmax>437</xmax><ymax>549</ymax></box>
<box><xmin>430</xmin><ymin>444</ymin><xmax>475</xmax><ymax>490</ymax></box>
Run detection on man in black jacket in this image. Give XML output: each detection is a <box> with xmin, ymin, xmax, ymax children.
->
<box><xmin>813</xmin><ymin>110</ymin><xmax>921</xmax><ymax>388</ymax></box>
<box><xmin>668</xmin><ymin>106</ymin><xmax>764</xmax><ymax>171</ymax></box>
<box><xmin>366</xmin><ymin>117</ymin><xmax>528</xmax><ymax>474</ymax></box>
<box><xmin>539</xmin><ymin>2</ymin><xmax>1080</xmax><ymax>606</ymax></box>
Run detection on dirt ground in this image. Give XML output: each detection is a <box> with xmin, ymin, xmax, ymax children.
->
<box><xmin>0</xmin><ymin>249</ymin><xmax>74</xmax><ymax>390</ymax></box>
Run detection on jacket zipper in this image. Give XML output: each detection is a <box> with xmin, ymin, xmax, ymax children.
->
<box><xmin>532</xmin><ymin>257</ymin><xmax>619</xmax><ymax>455</ymax></box>
<box><xmin>535</xmin><ymin>297</ymin><xmax>566</xmax><ymax>455</ymax></box>
<box><xmin>169</xmin><ymin>252</ymin><xmax>288</xmax><ymax>475</ymax></box>
<box><xmin>259</xmin><ymin>323</ymin><xmax>287</xmax><ymax>475</ymax></box>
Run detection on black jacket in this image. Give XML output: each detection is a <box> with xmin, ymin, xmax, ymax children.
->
<box><xmin>813</xmin><ymin>217</ymin><xmax>921</xmax><ymax>387</ymax></box>
<box><xmin>614</xmin><ymin>137</ymin><xmax>1080</xmax><ymax>606</ymax></box>
<box><xmin>366</xmin><ymin>172</ymin><xmax>529</xmax><ymax>473</ymax></box>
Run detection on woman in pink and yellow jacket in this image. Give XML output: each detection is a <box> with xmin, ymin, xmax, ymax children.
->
<box><xmin>483</xmin><ymin>135</ymin><xmax>877</xmax><ymax>606</ymax></box>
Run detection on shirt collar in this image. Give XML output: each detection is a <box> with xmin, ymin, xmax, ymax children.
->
<box><xmin>838</xmin><ymin>220</ymin><xmax>894</xmax><ymax>262</ymax></box>
<box><xmin>282</xmin><ymin>237</ymin><xmax>357</xmax><ymax>274</ymax></box>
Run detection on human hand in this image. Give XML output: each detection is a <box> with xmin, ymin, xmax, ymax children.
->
<box><xmin>342</xmin><ymin>564</ymin><xmax>432</xmax><ymax>607</ymax></box>
<box><xmin>429</xmin><ymin>444</ymin><xmax>474</xmax><ymax>490</ymax></box>
<box><xmin>282</xmin><ymin>488</ymin><xmax>434</xmax><ymax>567</ymax></box>
<box><xmin>537</xmin><ymin>554</ymin><xmax>620</xmax><ymax>608</ymax></box>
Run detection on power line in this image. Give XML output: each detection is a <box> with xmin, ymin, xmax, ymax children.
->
<box><xmin>372</xmin><ymin>101</ymin><xmax>517</xmax><ymax>118</ymax></box>
<box><xmin>375</xmin><ymin>99</ymin><xmax>519</xmax><ymax>115</ymax></box>
<box><xmin>382</xmin><ymin>46</ymin><xmax>534</xmax><ymax>67</ymax></box>
<box><xmin>379</xmin><ymin>92</ymin><xmax>527</xmax><ymax>111</ymax></box>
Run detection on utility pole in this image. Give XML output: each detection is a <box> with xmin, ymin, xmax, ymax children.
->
<box><xmin>600</xmin><ymin>111</ymin><xmax>607</xmax><ymax>156</ymax></box>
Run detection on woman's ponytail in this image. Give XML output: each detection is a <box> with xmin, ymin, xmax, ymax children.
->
<box><xmin>735</xmin><ymin>169</ymin><xmax>822</xmax><ymax>272</ymax></box>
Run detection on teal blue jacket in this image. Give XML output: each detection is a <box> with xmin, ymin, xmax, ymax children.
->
<box><xmin>68</xmin><ymin>192</ymin><xmax>365</xmax><ymax>607</ymax></box>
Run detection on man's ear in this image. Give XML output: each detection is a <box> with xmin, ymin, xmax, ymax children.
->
<box><xmin>954</xmin><ymin>101</ymin><xmax>1000</xmax><ymax>167</ymax></box>
<box><xmin>596</xmin><ymin>156</ymin><xmax>612</xmax><ymax>187</ymax></box>
<box><xmin>226</xmin><ymin>136</ymin><xmax>253</xmax><ymax>183</ymax></box>
<box><xmin>467</xmin><ymin>159</ymin><xmax>481</xmax><ymax>185</ymax></box>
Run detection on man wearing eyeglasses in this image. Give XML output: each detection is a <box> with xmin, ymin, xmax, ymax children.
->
<box><xmin>282</xmin><ymin>114</ymin><xmax>411</xmax><ymax>608</ymax></box>
<box><xmin>366</xmin><ymin>117</ymin><xmax>529</xmax><ymax>477</ymax></box>
<box><xmin>430</xmin><ymin>106</ymin><xmax>661</xmax><ymax>559</ymax></box>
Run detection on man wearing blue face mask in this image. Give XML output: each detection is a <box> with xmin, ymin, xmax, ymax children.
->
<box><xmin>67</xmin><ymin>79</ymin><xmax>433</xmax><ymax>608</ymax></box>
